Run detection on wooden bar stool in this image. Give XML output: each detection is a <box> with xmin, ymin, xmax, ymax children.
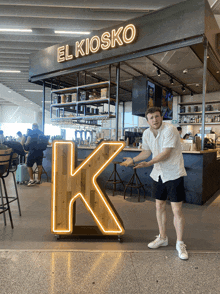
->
<box><xmin>124</xmin><ymin>167</ymin><xmax>145</xmax><ymax>202</ymax></box>
<box><xmin>7</xmin><ymin>153</ymin><xmax>22</xmax><ymax>216</ymax></box>
<box><xmin>105</xmin><ymin>161</ymin><xmax>125</xmax><ymax>196</ymax></box>
<box><xmin>0</xmin><ymin>149</ymin><xmax>14</xmax><ymax>228</ymax></box>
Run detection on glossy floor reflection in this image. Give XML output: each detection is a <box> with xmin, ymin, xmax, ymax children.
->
<box><xmin>0</xmin><ymin>250</ymin><xmax>220</xmax><ymax>293</ymax></box>
<box><xmin>0</xmin><ymin>174</ymin><xmax>220</xmax><ymax>293</ymax></box>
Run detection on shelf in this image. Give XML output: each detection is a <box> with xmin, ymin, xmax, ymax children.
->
<box><xmin>52</xmin><ymin>120</ymin><xmax>101</xmax><ymax>127</ymax></box>
<box><xmin>179</xmin><ymin>123</ymin><xmax>220</xmax><ymax>125</ymax></box>
<box><xmin>51</xmin><ymin>81</ymin><xmax>110</xmax><ymax>94</ymax></box>
<box><xmin>51</xmin><ymin>114</ymin><xmax>116</xmax><ymax>121</ymax></box>
<box><xmin>178</xmin><ymin>111</ymin><xmax>220</xmax><ymax>115</ymax></box>
<box><xmin>179</xmin><ymin>100</ymin><xmax>220</xmax><ymax>106</ymax></box>
<box><xmin>51</xmin><ymin>98</ymin><xmax>115</xmax><ymax>108</ymax></box>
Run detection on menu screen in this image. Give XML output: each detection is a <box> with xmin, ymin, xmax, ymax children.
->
<box><xmin>161</xmin><ymin>89</ymin><xmax>173</xmax><ymax>120</ymax></box>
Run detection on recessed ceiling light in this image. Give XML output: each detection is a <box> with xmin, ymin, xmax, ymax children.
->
<box><xmin>54</xmin><ymin>30</ymin><xmax>90</xmax><ymax>35</ymax></box>
<box><xmin>196</xmin><ymin>83</ymin><xmax>200</xmax><ymax>87</ymax></box>
<box><xmin>0</xmin><ymin>29</ymin><xmax>32</xmax><ymax>32</ymax></box>
<box><xmin>0</xmin><ymin>70</ymin><xmax>21</xmax><ymax>73</ymax></box>
<box><xmin>217</xmin><ymin>71</ymin><xmax>220</xmax><ymax>74</ymax></box>
<box><xmin>25</xmin><ymin>89</ymin><xmax>43</xmax><ymax>92</ymax></box>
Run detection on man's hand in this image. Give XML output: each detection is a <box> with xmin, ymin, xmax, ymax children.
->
<box><xmin>120</xmin><ymin>157</ymin><xmax>133</xmax><ymax>167</ymax></box>
<box><xmin>133</xmin><ymin>161</ymin><xmax>152</xmax><ymax>169</ymax></box>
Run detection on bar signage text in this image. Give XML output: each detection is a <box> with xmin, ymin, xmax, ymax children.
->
<box><xmin>57</xmin><ymin>24</ymin><xmax>137</xmax><ymax>63</ymax></box>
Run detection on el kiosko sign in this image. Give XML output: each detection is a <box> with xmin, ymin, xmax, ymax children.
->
<box><xmin>57</xmin><ymin>24</ymin><xmax>137</xmax><ymax>63</ymax></box>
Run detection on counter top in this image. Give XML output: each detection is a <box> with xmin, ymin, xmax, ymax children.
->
<box><xmin>47</xmin><ymin>145</ymin><xmax>218</xmax><ymax>154</ymax></box>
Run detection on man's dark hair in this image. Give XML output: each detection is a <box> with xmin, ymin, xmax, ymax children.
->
<box><xmin>17</xmin><ymin>131</ymin><xmax>22</xmax><ymax>137</ymax></box>
<box><xmin>177</xmin><ymin>127</ymin><xmax>182</xmax><ymax>131</ymax></box>
<box><xmin>0</xmin><ymin>130</ymin><xmax>3</xmax><ymax>135</ymax></box>
<box><xmin>145</xmin><ymin>107</ymin><xmax>162</xmax><ymax>120</ymax></box>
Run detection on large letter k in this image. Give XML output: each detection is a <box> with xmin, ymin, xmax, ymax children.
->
<box><xmin>51</xmin><ymin>141</ymin><xmax>125</xmax><ymax>235</ymax></box>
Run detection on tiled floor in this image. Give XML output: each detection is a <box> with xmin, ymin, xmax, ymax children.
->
<box><xmin>0</xmin><ymin>174</ymin><xmax>220</xmax><ymax>293</ymax></box>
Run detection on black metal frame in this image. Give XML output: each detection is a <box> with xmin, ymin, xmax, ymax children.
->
<box><xmin>124</xmin><ymin>168</ymin><xmax>146</xmax><ymax>202</ymax></box>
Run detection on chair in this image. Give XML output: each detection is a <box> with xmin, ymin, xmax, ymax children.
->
<box><xmin>0</xmin><ymin>149</ymin><xmax>14</xmax><ymax>228</ymax></box>
<box><xmin>105</xmin><ymin>161</ymin><xmax>125</xmax><ymax>196</ymax></box>
<box><xmin>124</xmin><ymin>167</ymin><xmax>145</xmax><ymax>202</ymax></box>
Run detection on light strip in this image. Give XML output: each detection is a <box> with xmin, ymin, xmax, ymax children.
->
<box><xmin>54</xmin><ymin>30</ymin><xmax>90</xmax><ymax>35</ymax></box>
<box><xmin>0</xmin><ymin>70</ymin><xmax>21</xmax><ymax>73</ymax></box>
<box><xmin>25</xmin><ymin>90</ymin><xmax>43</xmax><ymax>92</ymax></box>
<box><xmin>0</xmin><ymin>29</ymin><xmax>32</xmax><ymax>32</ymax></box>
<box><xmin>52</xmin><ymin>141</ymin><xmax>125</xmax><ymax>235</ymax></box>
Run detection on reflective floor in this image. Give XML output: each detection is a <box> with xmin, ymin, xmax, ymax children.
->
<box><xmin>0</xmin><ymin>174</ymin><xmax>220</xmax><ymax>293</ymax></box>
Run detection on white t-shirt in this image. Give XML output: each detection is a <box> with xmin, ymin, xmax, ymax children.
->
<box><xmin>142</xmin><ymin>122</ymin><xmax>187</xmax><ymax>183</ymax></box>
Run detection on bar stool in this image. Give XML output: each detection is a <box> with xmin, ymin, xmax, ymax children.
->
<box><xmin>33</xmin><ymin>156</ymin><xmax>49</xmax><ymax>182</ymax></box>
<box><xmin>124</xmin><ymin>167</ymin><xmax>145</xmax><ymax>202</ymax></box>
<box><xmin>0</xmin><ymin>149</ymin><xmax>14</xmax><ymax>228</ymax></box>
<box><xmin>7</xmin><ymin>153</ymin><xmax>22</xmax><ymax>216</ymax></box>
<box><xmin>105</xmin><ymin>161</ymin><xmax>125</xmax><ymax>196</ymax></box>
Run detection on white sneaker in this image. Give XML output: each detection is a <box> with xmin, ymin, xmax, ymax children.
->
<box><xmin>27</xmin><ymin>180</ymin><xmax>36</xmax><ymax>187</ymax></box>
<box><xmin>176</xmin><ymin>242</ymin><xmax>188</xmax><ymax>260</ymax></box>
<box><xmin>148</xmin><ymin>235</ymin><xmax>168</xmax><ymax>249</ymax></box>
<box><xmin>35</xmin><ymin>180</ymin><xmax>41</xmax><ymax>184</ymax></box>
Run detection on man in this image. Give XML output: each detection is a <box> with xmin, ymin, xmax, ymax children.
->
<box><xmin>120</xmin><ymin>107</ymin><xmax>188</xmax><ymax>260</ymax></box>
<box><xmin>25</xmin><ymin>123</ymin><xmax>43</xmax><ymax>187</ymax></box>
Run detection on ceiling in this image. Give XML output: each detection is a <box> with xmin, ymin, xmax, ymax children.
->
<box><xmin>0</xmin><ymin>0</ymin><xmax>220</xmax><ymax>110</ymax></box>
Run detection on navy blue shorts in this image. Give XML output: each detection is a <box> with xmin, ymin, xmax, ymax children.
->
<box><xmin>27</xmin><ymin>151</ymin><xmax>43</xmax><ymax>168</ymax></box>
<box><xmin>152</xmin><ymin>176</ymin><xmax>185</xmax><ymax>202</ymax></box>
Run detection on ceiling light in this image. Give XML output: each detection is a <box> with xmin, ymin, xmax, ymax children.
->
<box><xmin>207</xmin><ymin>56</ymin><xmax>209</xmax><ymax>59</ymax></box>
<box><xmin>0</xmin><ymin>70</ymin><xmax>21</xmax><ymax>73</ymax></box>
<box><xmin>217</xmin><ymin>71</ymin><xmax>220</xmax><ymax>74</ymax></box>
<box><xmin>182</xmin><ymin>86</ymin><xmax>186</xmax><ymax>92</ymax></box>
<box><xmin>196</xmin><ymin>83</ymin><xmax>200</xmax><ymax>87</ymax></box>
<box><xmin>183</xmin><ymin>69</ymin><xmax>188</xmax><ymax>74</ymax></box>
<box><xmin>157</xmin><ymin>69</ymin><xmax>161</xmax><ymax>76</ymax></box>
<box><xmin>170</xmin><ymin>78</ymin><xmax>174</xmax><ymax>85</ymax></box>
<box><xmin>25</xmin><ymin>89</ymin><xmax>43</xmax><ymax>92</ymax></box>
<box><xmin>0</xmin><ymin>29</ymin><xmax>32</xmax><ymax>32</ymax></box>
<box><xmin>54</xmin><ymin>30</ymin><xmax>90</xmax><ymax>35</ymax></box>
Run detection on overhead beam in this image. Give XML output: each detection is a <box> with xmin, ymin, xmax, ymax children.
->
<box><xmin>0</xmin><ymin>5</ymin><xmax>146</xmax><ymax>21</ymax></box>
<box><xmin>0</xmin><ymin>16</ymin><xmax>118</xmax><ymax>30</ymax></box>
<box><xmin>0</xmin><ymin>0</ymin><xmax>167</xmax><ymax>10</ymax></box>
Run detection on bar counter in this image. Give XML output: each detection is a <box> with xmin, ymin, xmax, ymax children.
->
<box><xmin>43</xmin><ymin>145</ymin><xmax>220</xmax><ymax>205</ymax></box>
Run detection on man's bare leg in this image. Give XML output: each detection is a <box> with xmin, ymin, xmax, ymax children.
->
<box><xmin>27</xmin><ymin>167</ymin><xmax>34</xmax><ymax>180</ymax></box>
<box><xmin>171</xmin><ymin>202</ymin><xmax>185</xmax><ymax>241</ymax></box>
<box><xmin>156</xmin><ymin>199</ymin><xmax>167</xmax><ymax>239</ymax></box>
<box><xmin>37</xmin><ymin>165</ymin><xmax>42</xmax><ymax>181</ymax></box>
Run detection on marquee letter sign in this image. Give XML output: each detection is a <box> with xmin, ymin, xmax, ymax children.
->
<box><xmin>57</xmin><ymin>24</ymin><xmax>137</xmax><ymax>63</ymax></box>
<box><xmin>51</xmin><ymin>141</ymin><xmax>125</xmax><ymax>236</ymax></box>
